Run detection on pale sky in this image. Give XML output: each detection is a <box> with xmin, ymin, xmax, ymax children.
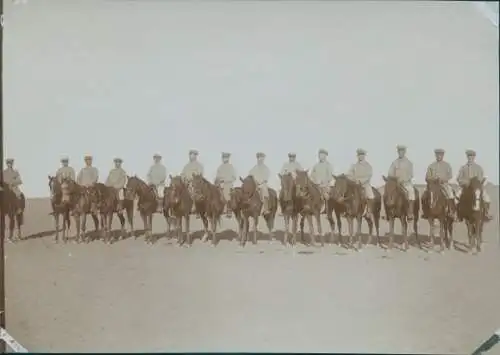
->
<box><xmin>3</xmin><ymin>0</ymin><xmax>499</xmax><ymax>197</ymax></box>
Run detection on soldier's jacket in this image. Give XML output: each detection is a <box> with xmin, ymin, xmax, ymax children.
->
<box><xmin>105</xmin><ymin>168</ymin><xmax>127</xmax><ymax>189</ymax></box>
<box><xmin>216</xmin><ymin>163</ymin><xmax>236</xmax><ymax>183</ymax></box>
<box><xmin>56</xmin><ymin>166</ymin><xmax>76</xmax><ymax>182</ymax></box>
<box><xmin>77</xmin><ymin>167</ymin><xmax>99</xmax><ymax>186</ymax></box>
<box><xmin>456</xmin><ymin>162</ymin><xmax>484</xmax><ymax>186</ymax></box>
<box><xmin>147</xmin><ymin>163</ymin><xmax>167</xmax><ymax>186</ymax></box>
<box><xmin>249</xmin><ymin>164</ymin><xmax>270</xmax><ymax>184</ymax></box>
<box><xmin>280</xmin><ymin>161</ymin><xmax>303</xmax><ymax>177</ymax></box>
<box><xmin>388</xmin><ymin>157</ymin><xmax>413</xmax><ymax>183</ymax></box>
<box><xmin>425</xmin><ymin>161</ymin><xmax>452</xmax><ymax>182</ymax></box>
<box><xmin>3</xmin><ymin>168</ymin><xmax>22</xmax><ymax>186</ymax></box>
<box><xmin>347</xmin><ymin>161</ymin><xmax>373</xmax><ymax>185</ymax></box>
<box><xmin>310</xmin><ymin>161</ymin><xmax>333</xmax><ymax>186</ymax></box>
<box><xmin>181</xmin><ymin>161</ymin><xmax>204</xmax><ymax>181</ymax></box>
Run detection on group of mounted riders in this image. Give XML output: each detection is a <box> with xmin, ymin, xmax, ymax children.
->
<box><xmin>0</xmin><ymin>145</ymin><xmax>493</xmax><ymax>250</ymax></box>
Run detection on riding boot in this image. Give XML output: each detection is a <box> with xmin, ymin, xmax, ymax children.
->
<box><xmin>364</xmin><ymin>199</ymin><xmax>373</xmax><ymax>219</ymax></box>
<box><xmin>484</xmin><ymin>202</ymin><xmax>493</xmax><ymax>221</ymax></box>
<box><xmin>407</xmin><ymin>200</ymin><xmax>414</xmax><ymax>220</ymax></box>
<box><xmin>262</xmin><ymin>197</ymin><xmax>270</xmax><ymax>216</ymax></box>
<box><xmin>117</xmin><ymin>200</ymin><xmax>123</xmax><ymax>211</ymax></box>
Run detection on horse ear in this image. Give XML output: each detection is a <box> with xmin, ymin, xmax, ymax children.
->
<box><xmin>169</xmin><ymin>174</ymin><xmax>173</xmax><ymax>179</ymax></box>
<box><xmin>305</xmin><ymin>169</ymin><xmax>309</xmax><ymax>173</ymax></box>
<box><xmin>278</xmin><ymin>173</ymin><xmax>282</xmax><ymax>179</ymax></box>
<box><xmin>48</xmin><ymin>175</ymin><xmax>51</xmax><ymax>180</ymax></box>
<box><xmin>240</xmin><ymin>176</ymin><xmax>244</xmax><ymax>183</ymax></box>
<box><xmin>332</xmin><ymin>174</ymin><xmax>337</xmax><ymax>180</ymax></box>
<box><xmin>481</xmin><ymin>177</ymin><xmax>487</xmax><ymax>186</ymax></box>
<box><xmin>382</xmin><ymin>175</ymin><xmax>388</xmax><ymax>182</ymax></box>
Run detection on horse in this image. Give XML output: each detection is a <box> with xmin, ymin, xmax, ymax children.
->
<box><xmin>238</xmin><ymin>175</ymin><xmax>277</xmax><ymax>246</ymax></box>
<box><xmin>93</xmin><ymin>182</ymin><xmax>134</xmax><ymax>244</ymax></box>
<box><xmin>125</xmin><ymin>175</ymin><xmax>158</xmax><ymax>244</ymax></box>
<box><xmin>228</xmin><ymin>186</ymin><xmax>244</xmax><ymax>241</ymax></box>
<box><xmin>331</xmin><ymin>174</ymin><xmax>381</xmax><ymax>250</ymax></box>
<box><xmin>294</xmin><ymin>170</ymin><xmax>326</xmax><ymax>246</ymax></box>
<box><xmin>457</xmin><ymin>176</ymin><xmax>487</xmax><ymax>253</ymax></box>
<box><xmin>381</xmin><ymin>176</ymin><xmax>420</xmax><ymax>251</ymax></box>
<box><xmin>0</xmin><ymin>182</ymin><xmax>25</xmax><ymax>242</ymax></box>
<box><xmin>60</xmin><ymin>178</ymin><xmax>100</xmax><ymax>243</ymax></box>
<box><xmin>278</xmin><ymin>173</ymin><xmax>300</xmax><ymax>246</ymax></box>
<box><xmin>421</xmin><ymin>178</ymin><xmax>454</xmax><ymax>252</ymax></box>
<box><xmin>48</xmin><ymin>176</ymin><xmax>72</xmax><ymax>243</ymax></box>
<box><xmin>191</xmin><ymin>173</ymin><xmax>225</xmax><ymax>245</ymax></box>
<box><xmin>165</xmin><ymin>175</ymin><xmax>193</xmax><ymax>246</ymax></box>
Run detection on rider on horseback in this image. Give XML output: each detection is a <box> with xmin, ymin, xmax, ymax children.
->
<box><xmin>147</xmin><ymin>153</ymin><xmax>167</xmax><ymax>212</ymax></box>
<box><xmin>181</xmin><ymin>150</ymin><xmax>204</xmax><ymax>214</ymax></box>
<box><xmin>105</xmin><ymin>158</ymin><xmax>127</xmax><ymax>210</ymax></box>
<box><xmin>77</xmin><ymin>155</ymin><xmax>99</xmax><ymax>187</ymax></box>
<box><xmin>249</xmin><ymin>152</ymin><xmax>271</xmax><ymax>216</ymax></box>
<box><xmin>3</xmin><ymin>158</ymin><xmax>24</xmax><ymax>214</ymax></box>
<box><xmin>386</xmin><ymin>145</ymin><xmax>416</xmax><ymax>219</ymax></box>
<box><xmin>215</xmin><ymin>152</ymin><xmax>237</xmax><ymax>216</ymax></box>
<box><xmin>310</xmin><ymin>149</ymin><xmax>333</xmax><ymax>214</ymax></box>
<box><xmin>280</xmin><ymin>152</ymin><xmax>303</xmax><ymax>179</ymax></box>
<box><xmin>346</xmin><ymin>149</ymin><xmax>375</xmax><ymax>219</ymax></box>
<box><xmin>56</xmin><ymin>157</ymin><xmax>76</xmax><ymax>183</ymax></box>
<box><xmin>456</xmin><ymin>149</ymin><xmax>493</xmax><ymax>220</ymax></box>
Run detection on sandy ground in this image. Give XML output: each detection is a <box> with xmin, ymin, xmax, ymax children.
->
<box><xmin>4</xmin><ymin>186</ymin><xmax>500</xmax><ymax>353</ymax></box>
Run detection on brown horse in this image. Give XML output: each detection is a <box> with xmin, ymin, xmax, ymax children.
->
<box><xmin>191</xmin><ymin>173</ymin><xmax>225</xmax><ymax>245</ymax></box>
<box><xmin>331</xmin><ymin>174</ymin><xmax>381</xmax><ymax>250</ymax></box>
<box><xmin>61</xmin><ymin>178</ymin><xmax>100</xmax><ymax>243</ymax></box>
<box><xmin>125</xmin><ymin>176</ymin><xmax>158</xmax><ymax>244</ymax></box>
<box><xmin>294</xmin><ymin>170</ymin><xmax>325</xmax><ymax>246</ymax></box>
<box><xmin>278</xmin><ymin>173</ymin><xmax>300</xmax><ymax>246</ymax></box>
<box><xmin>238</xmin><ymin>175</ymin><xmax>277</xmax><ymax>246</ymax></box>
<box><xmin>228</xmin><ymin>187</ymin><xmax>244</xmax><ymax>241</ymax></box>
<box><xmin>421</xmin><ymin>178</ymin><xmax>454</xmax><ymax>252</ymax></box>
<box><xmin>457</xmin><ymin>176</ymin><xmax>487</xmax><ymax>253</ymax></box>
<box><xmin>0</xmin><ymin>182</ymin><xmax>25</xmax><ymax>242</ymax></box>
<box><xmin>48</xmin><ymin>176</ymin><xmax>72</xmax><ymax>243</ymax></box>
<box><xmin>93</xmin><ymin>182</ymin><xmax>134</xmax><ymax>244</ymax></box>
<box><xmin>381</xmin><ymin>176</ymin><xmax>420</xmax><ymax>251</ymax></box>
<box><xmin>165</xmin><ymin>175</ymin><xmax>193</xmax><ymax>245</ymax></box>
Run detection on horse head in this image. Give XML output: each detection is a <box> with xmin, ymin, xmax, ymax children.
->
<box><xmin>382</xmin><ymin>175</ymin><xmax>400</xmax><ymax>207</ymax></box>
<box><xmin>467</xmin><ymin>176</ymin><xmax>487</xmax><ymax>212</ymax></box>
<box><xmin>426</xmin><ymin>178</ymin><xmax>446</xmax><ymax>210</ymax></box>
<box><xmin>331</xmin><ymin>174</ymin><xmax>353</xmax><ymax>203</ymax></box>
<box><xmin>48</xmin><ymin>175</ymin><xmax>61</xmax><ymax>199</ymax></box>
<box><xmin>191</xmin><ymin>173</ymin><xmax>207</xmax><ymax>202</ymax></box>
<box><xmin>60</xmin><ymin>177</ymin><xmax>77</xmax><ymax>204</ymax></box>
<box><xmin>278</xmin><ymin>173</ymin><xmax>295</xmax><ymax>201</ymax></box>
<box><xmin>294</xmin><ymin>169</ymin><xmax>310</xmax><ymax>199</ymax></box>
<box><xmin>168</xmin><ymin>175</ymin><xmax>186</xmax><ymax>205</ymax></box>
<box><xmin>124</xmin><ymin>175</ymin><xmax>145</xmax><ymax>200</ymax></box>
<box><xmin>239</xmin><ymin>175</ymin><xmax>257</xmax><ymax>204</ymax></box>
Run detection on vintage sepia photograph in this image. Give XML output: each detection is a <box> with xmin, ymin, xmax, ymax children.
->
<box><xmin>0</xmin><ymin>0</ymin><xmax>499</xmax><ymax>353</ymax></box>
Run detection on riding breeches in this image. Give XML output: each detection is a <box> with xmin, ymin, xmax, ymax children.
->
<box><xmin>116</xmin><ymin>188</ymin><xmax>124</xmax><ymax>200</ymax></box>
<box><xmin>362</xmin><ymin>183</ymin><xmax>374</xmax><ymax>199</ymax></box>
<box><xmin>400</xmin><ymin>181</ymin><xmax>416</xmax><ymax>201</ymax></box>
<box><xmin>258</xmin><ymin>183</ymin><xmax>269</xmax><ymax>200</ymax></box>
<box><xmin>155</xmin><ymin>184</ymin><xmax>165</xmax><ymax>199</ymax></box>
<box><xmin>456</xmin><ymin>187</ymin><xmax>491</xmax><ymax>203</ymax></box>
<box><xmin>221</xmin><ymin>182</ymin><xmax>232</xmax><ymax>201</ymax></box>
<box><xmin>319</xmin><ymin>185</ymin><xmax>330</xmax><ymax>200</ymax></box>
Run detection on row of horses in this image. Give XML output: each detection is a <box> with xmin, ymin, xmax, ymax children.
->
<box><xmin>0</xmin><ymin>172</ymin><xmax>489</xmax><ymax>253</ymax></box>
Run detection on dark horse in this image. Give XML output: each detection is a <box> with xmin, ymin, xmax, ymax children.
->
<box><xmin>228</xmin><ymin>186</ymin><xmax>244</xmax><ymax>241</ymax></box>
<box><xmin>331</xmin><ymin>174</ymin><xmax>381</xmax><ymax>250</ymax></box>
<box><xmin>60</xmin><ymin>178</ymin><xmax>100</xmax><ymax>243</ymax></box>
<box><xmin>93</xmin><ymin>182</ymin><xmax>134</xmax><ymax>244</ymax></box>
<box><xmin>294</xmin><ymin>170</ymin><xmax>326</xmax><ymax>246</ymax></box>
<box><xmin>278</xmin><ymin>173</ymin><xmax>300</xmax><ymax>246</ymax></box>
<box><xmin>457</xmin><ymin>176</ymin><xmax>487</xmax><ymax>254</ymax></box>
<box><xmin>238</xmin><ymin>175</ymin><xmax>277</xmax><ymax>246</ymax></box>
<box><xmin>421</xmin><ymin>178</ymin><xmax>454</xmax><ymax>252</ymax></box>
<box><xmin>125</xmin><ymin>175</ymin><xmax>158</xmax><ymax>244</ymax></box>
<box><xmin>381</xmin><ymin>176</ymin><xmax>420</xmax><ymax>251</ymax></box>
<box><xmin>48</xmin><ymin>176</ymin><xmax>72</xmax><ymax>243</ymax></box>
<box><xmin>165</xmin><ymin>175</ymin><xmax>193</xmax><ymax>246</ymax></box>
<box><xmin>191</xmin><ymin>173</ymin><xmax>225</xmax><ymax>245</ymax></box>
<box><xmin>0</xmin><ymin>182</ymin><xmax>25</xmax><ymax>242</ymax></box>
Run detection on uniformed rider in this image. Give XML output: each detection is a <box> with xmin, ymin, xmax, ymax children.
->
<box><xmin>77</xmin><ymin>155</ymin><xmax>99</xmax><ymax>187</ymax></box>
<box><xmin>215</xmin><ymin>152</ymin><xmax>237</xmax><ymax>215</ymax></box>
<box><xmin>346</xmin><ymin>149</ymin><xmax>375</xmax><ymax>219</ymax></box>
<box><xmin>310</xmin><ymin>148</ymin><xmax>333</xmax><ymax>214</ymax></box>
<box><xmin>249</xmin><ymin>152</ymin><xmax>271</xmax><ymax>216</ymax></box>
<box><xmin>147</xmin><ymin>153</ymin><xmax>167</xmax><ymax>211</ymax></box>
<box><xmin>279</xmin><ymin>152</ymin><xmax>302</xmax><ymax>178</ymax></box>
<box><xmin>456</xmin><ymin>149</ymin><xmax>492</xmax><ymax>220</ymax></box>
<box><xmin>181</xmin><ymin>149</ymin><xmax>204</xmax><ymax>213</ymax></box>
<box><xmin>423</xmin><ymin>148</ymin><xmax>455</xmax><ymax>219</ymax></box>
<box><xmin>56</xmin><ymin>157</ymin><xmax>76</xmax><ymax>183</ymax></box>
<box><xmin>387</xmin><ymin>145</ymin><xmax>415</xmax><ymax>219</ymax></box>
<box><xmin>105</xmin><ymin>158</ymin><xmax>128</xmax><ymax>210</ymax></box>
<box><xmin>3</xmin><ymin>158</ymin><xmax>23</xmax><ymax>214</ymax></box>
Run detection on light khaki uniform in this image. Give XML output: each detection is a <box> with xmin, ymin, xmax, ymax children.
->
<box><xmin>105</xmin><ymin>168</ymin><xmax>127</xmax><ymax>200</ymax></box>
<box><xmin>77</xmin><ymin>167</ymin><xmax>99</xmax><ymax>187</ymax></box>
<box><xmin>280</xmin><ymin>161</ymin><xmax>303</xmax><ymax>178</ymax></box>
<box><xmin>425</xmin><ymin>161</ymin><xmax>454</xmax><ymax>199</ymax></box>
<box><xmin>310</xmin><ymin>161</ymin><xmax>333</xmax><ymax>199</ymax></box>
<box><xmin>147</xmin><ymin>163</ymin><xmax>167</xmax><ymax>199</ymax></box>
<box><xmin>181</xmin><ymin>161</ymin><xmax>204</xmax><ymax>181</ymax></box>
<box><xmin>347</xmin><ymin>161</ymin><xmax>374</xmax><ymax>199</ymax></box>
<box><xmin>456</xmin><ymin>162</ymin><xmax>490</xmax><ymax>202</ymax></box>
<box><xmin>3</xmin><ymin>168</ymin><xmax>23</xmax><ymax>198</ymax></box>
<box><xmin>56</xmin><ymin>166</ymin><xmax>76</xmax><ymax>183</ymax></box>
<box><xmin>215</xmin><ymin>163</ymin><xmax>236</xmax><ymax>201</ymax></box>
<box><xmin>249</xmin><ymin>164</ymin><xmax>270</xmax><ymax>200</ymax></box>
<box><xmin>388</xmin><ymin>157</ymin><xmax>415</xmax><ymax>200</ymax></box>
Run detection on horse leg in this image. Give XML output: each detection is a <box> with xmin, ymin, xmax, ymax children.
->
<box><xmin>283</xmin><ymin>214</ymin><xmax>290</xmax><ymax>246</ymax></box>
<box><xmin>140</xmin><ymin>211</ymin><xmax>149</xmax><ymax>243</ymax></box>
<box><xmin>210</xmin><ymin>216</ymin><xmax>218</xmax><ymax>246</ymax></box>
<box><xmin>299</xmin><ymin>215</ymin><xmax>305</xmax><ymax>244</ymax></box>
<box><xmin>346</xmin><ymin>217</ymin><xmax>354</xmax><ymax>248</ymax></box>
<box><xmin>74</xmin><ymin>214</ymin><xmax>81</xmax><ymax>243</ymax></box>
<box><xmin>316</xmin><ymin>213</ymin><xmax>324</xmax><ymax>247</ymax></box>
<box><xmin>291</xmin><ymin>215</ymin><xmax>298</xmax><ymax>247</ymax></box>
<box><xmin>252</xmin><ymin>215</ymin><xmax>259</xmax><ymax>245</ymax></box>
<box><xmin>176</xmin><ymin>216</ymin><xmax>182</xmax><ymax>245</ymax></box>
<box><xmin>240</xmin><ymin>216</ymin><xmax>247</xmax><ymax>247</ymax></box>
<box><xmin>439</xmin><ymin>218</ymin><xmax>445</xmax><ymax>253</ymax></box>
<box><xmin>107</xmin><ymin>212</ymin><xmax>113</xmax><ymax>244</ymax></box>
<box><xmin>413</xmin><ymin>217</ymin><xmax>420</xmax><ymax>249</ymax></box>
<box><xmin>185</xmin><ymin>214</ymin><xmax>192</xmax><ymax>246</ymax></box>
<box><xmin>126</xmin><ymin>205</ymin><xmax>135</xmax><ymax>237</ymax></box>
<box><xmin>326</xmin><ymin>208</ymin><xmax>335</xmax><ymax>244</ymax></box>
<box><xmin>265</xmin><ymin>213</ymin><xmax>275</xmax><ymax>243</ymax></box>
<box><xmin>335</xmin><ymin>209</ymin><xmax>342</xmax><ymax>246</ymax></box>
<box><xmin>81</xmin><ymin>213</ymin><xmax>88</xmax><ymax>243</ymax></box>
<box><xmin>118</xmin><ymin>213</ymin><xmax>126</xmax><ymax>240</ymax></box>
<box><xmin>388</xmin><ymin>217</ymin><xmax>395</xmax><ymax>250</ymax></box>
<box><xmin>364</xmin><ymin>216</ymin><xmax>374</xmax><ymax>246</ymax></box>
<box><xmin>200</xmin><ymin>214</ymin><xmax>210</xmax><ymax>243</ymax></box>
<box><xmin>428</xmin><ymin>217</ymin><xmax>434</xmax><ymax>252</ymax></box>
<box><xmin>402</xmin><ymin>217</ymin><xmax>409</xmax><ymax>251</ymax></box>
<box><xmin>90</xmin><ymin>213</ymin><xmax>99</xmax><ymax>243</ymax></box>
<box><xmin>8</xmin><ymin>214</ymin><xmax>15</xmax><ymax>242</ymax></box>
<box><xmin>356</xmin><ymin>215</ymin><xmax>363</xmax><ymax>250</ymax></box>
<box><xmin>100</xmin><ymin>213</ymin><xmax>106</xmax><ymax>241</ymax></box>
<box><xmin>306</xmin><ymin>215</ymin><xmax>316</xmax><ymax>246</ymax></box>
<box><xmin>54</xmin><ymin>212</ymin><xmax>60</xmax><ymax>243</ymax></box>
